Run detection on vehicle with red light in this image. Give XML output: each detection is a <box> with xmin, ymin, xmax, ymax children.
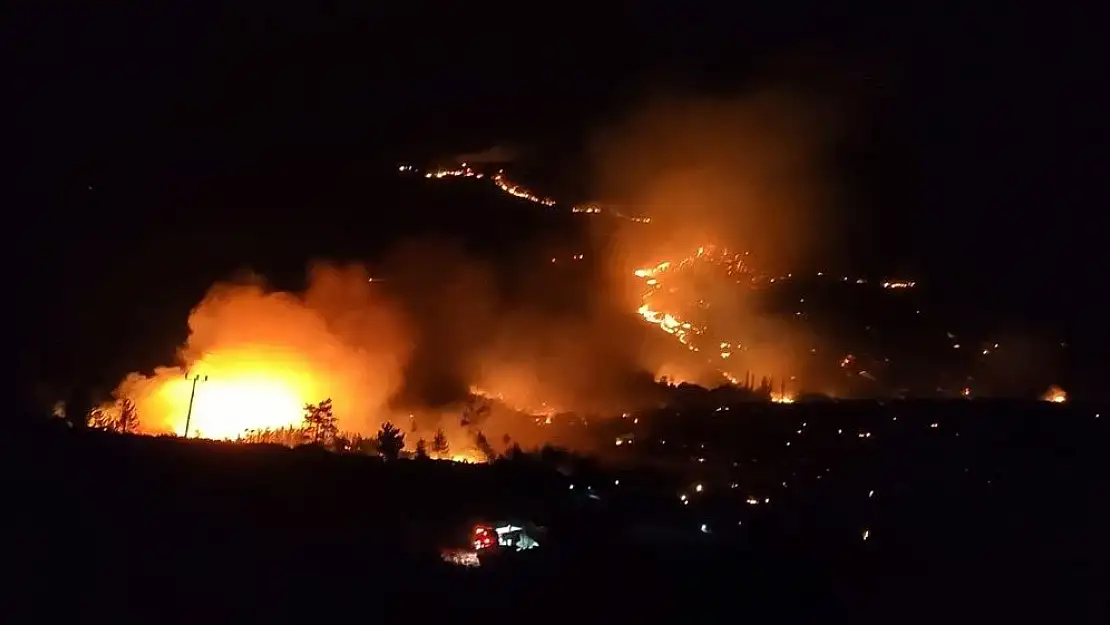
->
<box><xmin>439</xmin><ymin>520</ymin><xmax>544</xmax><ymax>566</ymax></box>
<box><xmin>472</xmin><ymin>524</ymin><xmax>497</xmax><ymax>551</ymax></box>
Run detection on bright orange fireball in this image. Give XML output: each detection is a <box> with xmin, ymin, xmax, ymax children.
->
<box><xmin>141</xmin><ymin>347</ymin><xmax>328</xmax><ymax>439</ymax></box>
<box><xmin>1042</xmin><ymin>385</ymin><xmax>1067</xmax><ymax>404</ymax></box>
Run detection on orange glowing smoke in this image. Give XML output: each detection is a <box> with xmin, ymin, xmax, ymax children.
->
<box><xmin>632</xmin><ymin>245</ymin><xmax>779</xmax><ymax>389</ymax></box>
<box><xmin>1042</xmin><ymin>385</ymin><xmax>1067</xmax><ymax>403</ymax></box>
<box><xmin>132</xmin><ymin>350</ymin><xmax>328</xmax><ymax>439</ymax></box>
<box><xmin>110</xmin><ymin>263</ymin><xmax>411</xmax><ymax>439</ymax></box>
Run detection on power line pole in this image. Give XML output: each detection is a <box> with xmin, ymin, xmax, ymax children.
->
<box><xmin>182</xmin><ymin>373</ymin><xmax>207</xmax><ymax>438</ymax></box>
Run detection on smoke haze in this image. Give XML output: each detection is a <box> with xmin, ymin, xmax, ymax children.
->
<box><xmin>589</xmin><ymin>88</ymin><xmax>838</xmax><ymax>390</ymax></box>
<box><xmin>113</xmin><ymin>263</ymin><xmax>412</xmax><ymax>438</ymax></box>
<box><xmin>590</xmin><ymin>88</ymin><xmax>835</xmax><ymax>272</ymax></box>
<box><xmin>110</xmin><ymin>242</ymin><xmax>663</xmax><ymax>450</ymax></box>
<box><xmin>107</xmin><ymin>86</ymin><xmax>841</xmax><ymax>444</ymax></box>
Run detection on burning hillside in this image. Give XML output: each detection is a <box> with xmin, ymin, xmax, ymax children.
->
<box><xmin>86</xmin><ymin>85</ymin><xmax>1064</xmax><ymax>445</ymax></box>
<box><xmin>90</xmin><ymin>89</ymin><xmax>861</xmax><ymax>439</ymax></box>
<box><xmin>92</xmin><ymin>241</ymin><xmax>670</xmax><ymax>449</ymax></box>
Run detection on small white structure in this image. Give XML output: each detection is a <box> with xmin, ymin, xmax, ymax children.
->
<box><xmin>495</xmin><ymin>524</ymin><xmax>540</xmax><ymax>551</ymax></box>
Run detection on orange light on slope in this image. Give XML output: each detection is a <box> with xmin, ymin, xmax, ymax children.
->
<box><xmin>1042</xmin><ymin>385</ymin><xmax>1067</xmax><ymax>404</ymax></box>
<box><xmin>150</xmin><ymin>348</ymin><xmax>327</xmax><ymax>439</ymax></box>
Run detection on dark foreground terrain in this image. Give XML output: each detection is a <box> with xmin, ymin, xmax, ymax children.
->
<box><xmin>8</xmin><ymin>403</ymin><xmax>1109</xmax><ymax>624</ymax></box>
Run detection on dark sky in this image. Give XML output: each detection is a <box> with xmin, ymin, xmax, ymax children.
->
<box><xmin>10</xmin><ymin>3</ymin><xmax>1107</xmax><ymax>397</ymax></box>
<box><xmin>15</xmin><ymin>5</ymin><xmax>1102</xmax><ymax>257</ymax></box>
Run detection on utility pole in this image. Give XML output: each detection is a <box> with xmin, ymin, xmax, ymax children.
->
<box><xmin>182</xmin><ymin>373</ymin><xmax>208</xmax><ymax>438</ymax></box>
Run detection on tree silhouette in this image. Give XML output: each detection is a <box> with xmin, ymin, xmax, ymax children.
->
<box><xmin>333</xmin><ymin>434</ymin><xmax>351</xmax><ymax>452</ymax></box>
<box><xmin>539</xmin><ymin>444</ymin><xmax>569</xmax><ymax>467</ymax></box>
<box><xmin>431</xmin><ymin>428</ymin><xmax>449</xmax><ymax>457</ymax></box>
<box><xmin>63</xmin><ymin>389</ymin><xmax>92</xmax><ymax>431</ymax></box>
<box><xmin>117</xmin><ymin>398</ymin><xmax>140</xmax><ymax>433</ymax></box>
<box><xmin>504</xmin><ymin>442</ymin><xmax>525</xmax><ymax>461</ymax></box>
<box><xmin>87</xmin><ymin>408</ymin><xmax>114</xmax><ymax>430</ymax></box>
<box><xmin>352</xmin><ymin>434</ymin><xmax>378</xmax><ymax>456</ymax></box>
<box><xmin>414</xmin><ymin>438</ymin><xmax>429</xmax><ymax>460</ymax></box>
<box><xmin>756</xmin><ymin>376</ymin><xmax>773</xmax><ymax>400</ymax></box>
<box><xmin>375</xmin><ymin>421</ymin><xmax>405</xmax><ymax>460</ymax></box>
<box><xmin>81</xmin><ymin>396</ymin><xmax>141</xmax><ymax>433</ymax></box>
<box><xmin>473</xmin><ymin>430</ymin><xmax>495</xmax><ymax>461</ymax></box>
<box><xmin>303</xmin><ymin>399</ymin><xmax>338</xmax><ymax>447</ymax></box>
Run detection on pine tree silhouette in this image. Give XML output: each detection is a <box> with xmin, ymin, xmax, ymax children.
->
<box><xmin>375</xmin><ymin>422</ymin><xmax>405</xmax><ymax>460</ymax></box>
<box><xmin>431</xmin><ymin>428</ymin><xmax>450</xmax><ymax>457</ymax></box>
<box><xmin>303</xmin><ymin>399</ymin><xmax>338</xmax><ymax>447</ymax></box>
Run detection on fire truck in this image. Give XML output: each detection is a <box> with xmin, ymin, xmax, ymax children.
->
<box><xmin>471</xmin><ymin>522</ymin><xmax>540</xmax><ymax>552</ymax></box>
<box><xmin>442</xmin><ymin>521</ymin><xmax>542</xmax><ymax>566</ymax></box>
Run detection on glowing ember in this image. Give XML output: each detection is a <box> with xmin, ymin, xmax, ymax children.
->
<box><xmin>468</xmin><ymin>385</ymin><xmax>558</xmax><ymax>419</ymax></box>
<box><xmin>632</xmin><ymin>246</ymin><xmax>765</xmax><ymax>387</ymax></box>
<box><xmin>441</xmin><ymin>549</ymin><xmax>481</xmax><ymax>567</ymax></box>
<box><xmin>410</xmin><ymin>164</ymin><xmax>651</xmax><ymax>223</ymax></box>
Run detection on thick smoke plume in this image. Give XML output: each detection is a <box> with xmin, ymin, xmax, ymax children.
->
<box><xmin>108</xmin><ymin>87</ymin><xmax>841</xmax><ymax>443</ymax></box>
<box><xmin>380</xmin><ymin>239</ymin><xmax>656</xmax><ymax>417</ymax></box>
<box><xmin>592</xmin><ymin>88</ymin><xmax>833</xmax><ymax>270</ymax></box>
<box><xmin>589</xmin><ymin>88</ymin><xmax>837</xmax><ymax>390</ymax></box>
<box><xmin>113</xmin><ymin>263</ymin><xmax>412</xmax><ymax>438</ymax></box>
<box><xmin>110</xmin><ymin>243</ymin><xmax>658</xmax><ymax>450</ymax></box>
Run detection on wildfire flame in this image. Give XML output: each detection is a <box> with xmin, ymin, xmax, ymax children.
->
<box><xmin>158</xmin><ymin>350</ymin><xmax>326</xmax><ymax>439</ymax></box>
<box><xmin>1042</xmin><ymin>385</ymin><xmax>1067</xmax><ymax>403</ymax></box>
<box><xmin>469</xmin><ymin>385</ymin><xmax>559</xmax><ymax>419</ymax></box>
<box><xmin>92</xmin><ymin>157</ymin><xmax>937</xmax><ymax>440</ymax></box>
<box><xmin>101</xmin><ymin>264</ymin><xmax>411</xmax><ymax>441</ymax></box>
<box><xmin>97</xmin><ymin>258</ymin><xmax>583</xmax><ymax>451</ymax></box>
<box><xmin>448</xmin><ymin>452</ymin><xmax>487</xmax><ymax>464</ymax></box>
<box><xmin>411</xmin><ymin>164</ymin><xmax>651</xmax><ymax>223</ymax></box>
<box><xmin>633</xmin><ymin>245</ymin><xmax>766</xmax><ymax>388</ymax></box>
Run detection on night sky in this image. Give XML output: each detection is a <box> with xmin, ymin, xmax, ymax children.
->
<box><xmin>10</xmin><ymin>3</ymin><xmax>1106</xmax><ymax>400</ymax></box>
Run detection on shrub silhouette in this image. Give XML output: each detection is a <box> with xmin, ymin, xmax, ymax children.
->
<box><xmin>375</xmin><ymin>422</ymin><xmax>405</xmax><ymax>460</ymax></box>
<box><xmin>431</xmin><ymin>428</ymin><xmax>449</xmax><ymax>456</ymax></box>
